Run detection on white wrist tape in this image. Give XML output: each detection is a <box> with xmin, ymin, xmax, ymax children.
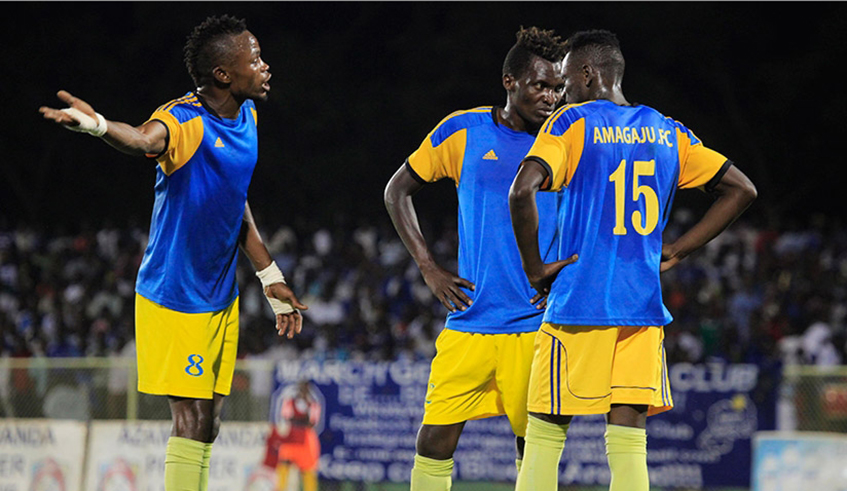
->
<box><xmin>59</xmin><ymin>107</ymin><xmax>108</xmax><ymax>137</ymax></box>
<box><xmin>256</xmin><ymin>262</ymin><xmax>296</xmax><ymax>315</ymax></box>
<box><xmin>256</xmin><ymin>261</ymin><xmax>286</xmax><ymax>287</ymax></box>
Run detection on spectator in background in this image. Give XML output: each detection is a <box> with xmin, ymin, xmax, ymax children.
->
<box><xmin>3</xmin><ymin>214</ymin><xmax>847</xmax><ymax>367</ymax></box>
<box><xmin>728</xmin><ymin>276</ymin><xmax>763</xmax><ymax>345</ymax></box>
<box><xmin>266</xmin><ymin>380</ymin><xmax>322</xmax><ymax>491</ymax></box>
<box><xmin>2</xmin><ymin>204</ymin><xmax>847</xmax><ymax>383</ymax></box>
<box><xmin>802</xmin><ymin>298</ymin><xmax>842</xmax><ymax>366</ymax></box>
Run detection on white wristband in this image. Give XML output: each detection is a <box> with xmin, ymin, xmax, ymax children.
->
<box><xmin>59</xmin><ymin>107</ymin><xmax>108</xmax><ymax>137</ymax></box>
<box><xmin>256</xmin><ymin>262</ymin><xmax>296</xmax><ymax>315</ymax></box>
<box><xmin>256</xmin><ymin>261</ymin><xmax>286</xmax><ymax>288</ymax></box>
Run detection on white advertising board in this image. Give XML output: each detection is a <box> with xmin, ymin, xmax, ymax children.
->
<box><xmin>85</xmin><ymin>421</ymin><xmax>273</xmax><ymax>491</ymax></box>
<box><xmin>0</xmin><ymin>418</ymin><xmax>87</xmax><ymax>491</ymax></box>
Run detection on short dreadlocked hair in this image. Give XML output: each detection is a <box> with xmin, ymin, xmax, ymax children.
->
<box><xmin>183</xmin><ymin>15</ymin><xmax>248</xmax><ymax>87</ymax></box>
<box><xmin>502</xmin><ymin>26</ymin><xmax>568</xmax><ymax>78</ymax></box>
<box><xmin>565</xmin><ymin>30</ymin><xmax>625</xmax><ymax>81</ymax></box>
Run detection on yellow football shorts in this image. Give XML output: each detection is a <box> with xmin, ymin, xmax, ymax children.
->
<box><xmin>422</xmin><ymin>329</ymin><xmax>536</xmax><ymax>437</ymax></box>
<box><xmin>135</xmin><ymin>294</ymin><xmax>239</xmax><ymax>399</ymax></box>
<box><xmin>528</xmin><ymin>323</ymin><xmax>672</xmax><ymax>417</ymax></box>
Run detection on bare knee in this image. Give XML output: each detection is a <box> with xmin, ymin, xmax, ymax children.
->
<box><xmin>607</xmin><ymin>404</ymin><xmax>648</xmax><ymax>429</ymax></box>
<box><xmin>416</xmin><ymin>423</ymin><xmax>465</xmax><ymax>460</ymax></box>
<box><xmin>169</xmin><ymin>397</ymin><xmax>215</xmax><ymax>442</ymax></box>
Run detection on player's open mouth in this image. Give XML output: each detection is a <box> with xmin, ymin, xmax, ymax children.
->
<box><xmin>262</xmin><ymin>82</ymin><xmax>271</xmax><ymax>92</ymax></box>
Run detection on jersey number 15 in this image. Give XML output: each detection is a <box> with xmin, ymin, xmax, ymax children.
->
<box><xmin>608</xmin><ymin>159</ymin><xmax>659</xmax><ymax>236</ymax></box>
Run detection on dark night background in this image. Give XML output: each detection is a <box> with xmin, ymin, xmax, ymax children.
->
<box><xmin>3</xmin><ymin>2</ymin><xmax>846</xmax><ymax>233</ymax></box>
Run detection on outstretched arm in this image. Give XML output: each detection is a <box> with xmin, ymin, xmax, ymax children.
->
<box><xmin>39</xmin><ymin>90</ymin><xmax>167</xmax><ymax>157</ymax></box>
<box><xmin>661</xmin><ymin>164</ymin><xmax>757</xmax><ymax>272</ymax></box>
<box><xmin>509</xmin><ymin>160</ymin><xmax>577</xmax><ymax>294</ymax></box>
<box><xmin>384</xmin><ymin>164</ymin><xmax>475</xmax><ymax>312</ymax></box>
<box><xmin>239</xmin><ymin>201</ymin><xmax>308</xmax><ymax>338</ymax></box>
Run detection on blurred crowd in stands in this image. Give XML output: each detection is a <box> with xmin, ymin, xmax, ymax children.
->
<box><xmin>2</xmin><ymin>209</ymin><xmax>846</xmax><ymax>372</ymax></box>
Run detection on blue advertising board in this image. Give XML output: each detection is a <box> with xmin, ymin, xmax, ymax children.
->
<box><xmin>271</xmin><ymin>360</ymin><xmax>775</xmax><ymax>488</ymax></box>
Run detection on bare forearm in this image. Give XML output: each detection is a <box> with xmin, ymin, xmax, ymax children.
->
<box><xmin>669</xmin><ymin>193</ymin><xmax>752</xmax><ymax>259</ymax></box>
<box><xmin>509</xmin><ymin>183</ymin><xmax>543</xmax><ymax>276</ymax></box>
<box><xmin>40</xmin><ymin>91</ymin><xmax>166</xmax><ymax>157</ymax></box>
<box><xmin>509</xmin><ymin>162</ymin><xmax>546</xmax><ymax>276</ymax></box>
<box><xmin>668</xmin><ymin>166</ymin><xmax>757</xmax><ymax>261</ymax></box>
<box><xmin>385</xmin><ymin>190</ymin><xmax>438</xmax><ymax>271</ymax></box>
<box><xmin>101</xmin><ymin>120</ymin><xmax>167</xmax><ymax>157</ymax></box>
<box><xmin>239</xmin><ymin>202</ymin><xmax>273</xmax><ymax>271</ymax></box>
<box><xmin>384</xmin><ymin>167</ymin><xmax>438</xmax><ymax>271</ymax></box>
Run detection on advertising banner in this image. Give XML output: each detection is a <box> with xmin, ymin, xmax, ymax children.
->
<box><xmin>84</xmin><ymin>421</ymin><xmax>272</xmax><ymax>491</ymax></box>
<box><xmin>0</xmin><ymin>419</ymin><xmax>87</xmax><ymax>491</ymax></box>
<box><xmin>752</xmin><ymin>431</ymin><xmax>847</xmax><ymax>491</ymax></box>
<box><xmin>272</xmin><ymin>359</ymin><xmax>776</xmax><ymax>488</ymax></box>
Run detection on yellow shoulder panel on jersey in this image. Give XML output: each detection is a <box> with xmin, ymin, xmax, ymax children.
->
<box><xmin>407</xmin><ymin>129</ymin><xmax>467</xmax><ymax>185</ymax></box>
<box><xmin>147</xmin><ymin>95</ymin><xmax>206</xmax><ymax>176</ymax></box>
<box><xmin>407</xmin><ymin>107</ymin><xmax>489</xmax><ymax>185</ymax></box>
<box><xmin>562</xmin><ymin>118</ymin><xmax>586</xmax><ymax>189</ymax></box>
<box><xmin>528</xmin><ymin>115</ymin><xmax>587</xmax><ymax>191</ymax></box>
<box><xmin>676</xmin><ymin>128</ymin><xmax>728</xmax><ymax>190</ymax></box>
<box><xmin>147</xmin><ymin>110</ymin><xmax>204</xmax><ymax>176</ymax></box>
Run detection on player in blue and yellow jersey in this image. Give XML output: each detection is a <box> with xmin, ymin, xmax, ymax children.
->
<box><xmin>40</xmin><ymin>15</ymin><xmax>308</xmax><ymax>491</ymax></box>
<box><xmin>509</xmin><ymin>30</ymin><xmax>757</xmax><ymax>491</ymax></box>
<box><xmin>384</xmin><ymin>27</ymin><xmax>572</xmax><ymax>491</ymax></box>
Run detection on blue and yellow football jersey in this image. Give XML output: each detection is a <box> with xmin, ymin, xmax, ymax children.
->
<box><xmin>525</xmin><ymin>100</ymin><xmax>730</xmax><ymax>326</ymax></box>
<box><xmin>135</xmin><ymin>93</ymin><xmax>259</xmax><ymax>313</ymax></box>
<box><xmin>407</xmin><ymin>107</ymin><xmax>560</xmax><ymax>334</ymax></box>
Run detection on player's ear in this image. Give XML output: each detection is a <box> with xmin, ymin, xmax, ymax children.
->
<box><xmin>502</xmin><ymin>73</ymin><xmax>516</xmax><ymax>92</ymax></box>
<box><xmin>212</xmin><ymin>66</ymin><xmax>231</xmax><ymax>85</ymax></box>
<box><xmin>582</xmin><ymin>64</ymin><xmax>594</xmax><ymax>87</ymax></box>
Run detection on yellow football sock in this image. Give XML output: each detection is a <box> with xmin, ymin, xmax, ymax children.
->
<box><xmin>515</xmin><ymin>416</ymin><xmax>568</xmax><ymax>491</ymax></box>
<box><xmin>302</xmin><ymin>469</ymin><xmax>318</xmax><ymax>491</ymax></box>
<box><xmin>605</xmin><ymin>424</ymin><xmax>649</xmax><ymax>491</ymax></box>
<box><xmin>276</xmin><ymin>463</ymin><xmax>290</xmax><ymax>491</ymax></box>
<box><xmin>199</xmin><ymin>443</ymin><xmax>212</xmax><ymax>491</ymax></box>
<box><xmin>164</xmin><ymin>436</ymin><xmax>205</xmax><ymax>491</ymax></box>
<box><xmin>410</xmin><ymin>454</ymin><xmax>453</xmax><ymax>491</ymax></box>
